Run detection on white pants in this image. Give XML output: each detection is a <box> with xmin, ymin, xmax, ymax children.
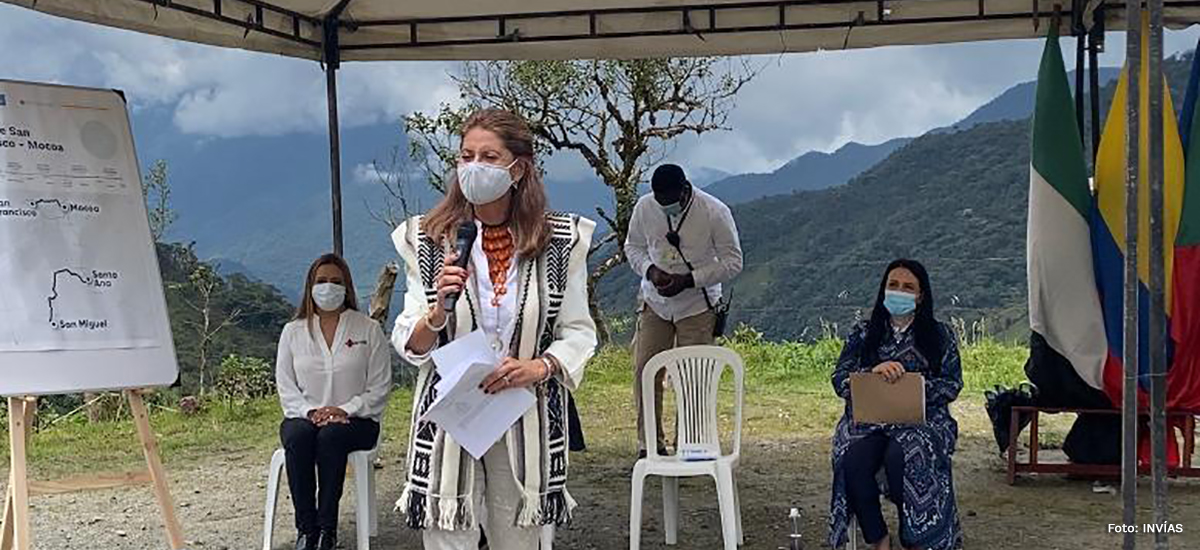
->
<box><xmin>422</xmin><ymin>437</ymin><xmax>542</xmax><ymax>550</ymax></box>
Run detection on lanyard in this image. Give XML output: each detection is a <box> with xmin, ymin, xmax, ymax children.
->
<box><xmin>662</xmin><ymin>194</ymin><xmax>717</xmax><ymax>311</ymax></box>
<box><xmin>665</xmin><ymin>191</ymin><xmax>694</xmax><ymax>242</ymax></box>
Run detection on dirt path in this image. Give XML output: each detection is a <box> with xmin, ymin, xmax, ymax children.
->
<box><xmin>4</xmin><ymin>424</ymin><xmax>1198</xmax><ymax>550</ymax></box>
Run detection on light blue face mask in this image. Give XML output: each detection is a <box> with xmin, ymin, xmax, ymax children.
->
<box><xmin>661</xmin><ymin>202</ymin><xmax>684</xmax><ymax>218</ymax></box>
<box><xmin>883</xmin><ymin>290</ymin><xmax>917</xmax><ymax>316</ymax></box>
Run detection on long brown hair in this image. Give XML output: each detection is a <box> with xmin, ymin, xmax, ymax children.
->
<box><xmin>423</xmin><ymin>109</ymin><xmax>551</xmax><ymax>258</ymax></box>
<box><xmin>293</xmin><ymin>253</ymin><xmax>359</xmax><ymax>321</ymax></box>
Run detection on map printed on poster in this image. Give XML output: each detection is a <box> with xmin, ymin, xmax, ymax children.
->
<box><xmin>0</xmin><ymin>81</ymin><xmax>166</xmax><ymax>352</ymax></box>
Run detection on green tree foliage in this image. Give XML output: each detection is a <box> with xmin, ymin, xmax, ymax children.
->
<box><xmin>213</xmin><ymin>354</ymin><xmax>276</xmax><ymax>402</ymax></box>
<box><xmin>158</xmin><ymin>243</ymin><xmax>292</xmax><ymax>394</ymax></box>
<box><xmin>141</xmin><ymin>159</ymin><xmax>176</xmax><ymax>242</ymax></box>
<box><xmin>598</xmin><ymin>52</ymin><xmax>1197</xmax><ymax>344</ymax></box>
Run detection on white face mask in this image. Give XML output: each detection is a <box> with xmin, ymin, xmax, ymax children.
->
<box><xmin>458</xmin><ymin>160</ymin><xmax>517</xmax><ymax>205</ymax></box>
<box><xmin>311</xmin><ymin>282</ymin><xmax>346</xmax><ymax>312</ymax></box>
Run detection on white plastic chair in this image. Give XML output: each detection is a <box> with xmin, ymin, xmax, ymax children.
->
<box><xmin>629</xmin><ymin>345</ymin><xmax>745</xmax><ymax>550</ymax></box>
<box><xmin>262</xmin><ymin>437</ymin><xmax>380</xmax><ymax>550</ymax></box>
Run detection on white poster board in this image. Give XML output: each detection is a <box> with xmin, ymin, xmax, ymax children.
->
<box><xmin>0</xmin><ymin>79</ymin><xmax>178</xmax><ymax>396</ymax></box>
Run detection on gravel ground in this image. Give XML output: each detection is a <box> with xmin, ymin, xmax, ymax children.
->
<box><xmin>5</xmin><ymin>429</ymin><xmax>1199</xmax><ymax>550</ymax></box>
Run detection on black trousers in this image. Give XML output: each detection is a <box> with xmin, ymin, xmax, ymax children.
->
<box><xmin>280</xmin><ymin>417</ymin><xmax>379</xmax><ymax>534</ymax></box>
<box><xmin>843</xmin><ymin>431</ymin><xmax>906</xmax><ymax>546</ymax></box>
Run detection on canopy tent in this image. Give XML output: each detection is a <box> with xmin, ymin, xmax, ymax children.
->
<box><xmin>8</xmin><ymin>0</ymin><xmax>1200</xmax><ymax>61</ymax></box>
<box><xmin>1</xmin><ymin>2</ymin><xmax>1192</xmax><ymax>549</ymax></box>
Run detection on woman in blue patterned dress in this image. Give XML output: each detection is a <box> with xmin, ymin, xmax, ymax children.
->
<box><xmin>828</xmin><ymin>259</ymin><xmax>963</xmax><ymax>550</ymax></box>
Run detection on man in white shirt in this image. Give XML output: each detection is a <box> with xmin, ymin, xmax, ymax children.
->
<box><xmin>624</xmin><ymin>164</ymin><xmax>743</xmax><ymax>457</ymax></box>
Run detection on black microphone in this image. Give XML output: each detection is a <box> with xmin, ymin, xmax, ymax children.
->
<box><xmin>443</xmin><ymin>221</ymin><xmax>477</xmax><ymax>312</ymax></box>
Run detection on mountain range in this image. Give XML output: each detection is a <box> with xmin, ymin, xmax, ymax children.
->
<box><xmin>596</xmin><ymin>56</ymin><xmax>1191</xmax><ymax>341</ymax></box>
<box><xmin>131</xmin><ymin>110</ymin><xmax>902</xmax><ymax>300</ymax></box>
<box><xmin>704</xmin><ymin>138</ymin><xmax>912</xmax><ymax>204</ymax></box>
<box><xmin>130</xmin><ymin>53</ymin><xmax>1195</xmax><ymax>341</ymax></box>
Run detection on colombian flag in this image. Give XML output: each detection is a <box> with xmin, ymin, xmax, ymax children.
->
<box><xmin>1172</xmin><ymin>45</ymin><xmax>1200</xmax><ymax>411</ymax></box>
<box><xmin>1093</xmin><ymin>17</ymin><xmax>1200</xmax><ymax>466</ymax></box>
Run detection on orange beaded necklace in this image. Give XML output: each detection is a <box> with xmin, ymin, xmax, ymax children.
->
<box><xmin>481</xmin><ymin>224</ymin><xmax>515</xmax><ymax>307</ymax></box>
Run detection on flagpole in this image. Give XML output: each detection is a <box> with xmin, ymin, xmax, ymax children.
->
<box><xmin>1089</xmin><ymin>14</ymin><xmax>1103</xmax><ymax>162</ymax></box>
<box><xmin>1146</xmin><ymin>0</ymin><xmax>1170</xmax><ymax>546</ymax></box>
<box><xmin>1122</xmin><ymin>1</ymin><xmax>1141</xmax><ymax>549</ymax></box>
<box><xmin>1074</xmin><ymin>0</ymin><xmax>1087</xmax><ymax>138</ymax></box>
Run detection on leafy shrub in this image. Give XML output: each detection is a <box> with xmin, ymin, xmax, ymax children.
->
<box><xmin>213</xmin><ymin>354</ymin><xmax>275</xmax><ymax>401</ymax></box>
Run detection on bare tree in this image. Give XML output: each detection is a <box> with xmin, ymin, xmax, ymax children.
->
<box><xmin>361</xmin><ymin>141</ymin><xmax>426</xmax><ymax>329</ymax></box>
<box><xmin>364</xmin><ymin>142</ymin><xmax>425</xmax><ymax>231</ymax></box>
<box><xmin>84</xmin><ymin>159</ymin><xmax>176</xmax><ymax>419</ymax></box>
<box><xmin>368</xmin><ymin>263</ymin><xmax>400</xmax><ymax>325</ymax></box>
<box><xmin>405</xmin><ymin>104</ymin><xmax>473</xmax><ymax>195</ymax></box>
<box><xmin>141</xmin><ymin>159</ymin><xmax>176</xmax><ymax>242</ymax></box>
<box><xmin>403</xmin><ymin>58</ymin><xmax>756</xmax><ymax>343</ymax></box>
<box><xmin>180</xmin><ymin>264</ymin><xmax>241</xmax><ymax>394</ymax></box>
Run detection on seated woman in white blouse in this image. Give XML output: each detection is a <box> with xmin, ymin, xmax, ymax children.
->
<box><xmin>275</xmin><ymin>253</ymin><xmax>392</xmax><ymax>550</ymax></box>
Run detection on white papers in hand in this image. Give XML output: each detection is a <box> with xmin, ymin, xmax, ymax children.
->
<box><xmin>422</xmin><ymin>330</ymin><xmax>536</xmax><ymax>459</ymax></box>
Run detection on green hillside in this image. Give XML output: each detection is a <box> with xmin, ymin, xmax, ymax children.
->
<box><xmin>599</xmin><ymin>52</ymin><xmax>1197</xmax><ymax>343</ymax></box>
<box><xmin>598</xmin><ymin>120</ymin><xmax>1031</xmax><ymax>341</ymax></box>
<box><xmin>157</xmin><ymin>242</ymin><xmax>294</xmax><ymax>392</ymax></box>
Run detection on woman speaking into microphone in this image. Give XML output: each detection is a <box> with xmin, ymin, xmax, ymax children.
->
<box><xmin>390</xmin><ymin>108</ymin><xmax>597</xmax><ymax>549</ymax></box>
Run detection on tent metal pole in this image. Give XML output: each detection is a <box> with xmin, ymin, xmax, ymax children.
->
<box><xmin>1146</xmin><ymin>0</ymin><xmax>1170</xmax><ymax>546</ymax></box>
<box><xmin>1089</xmin><ymin>10</ymin><xmax>1103</xmax><ymax>163</ymax></box>
<box><xmin>1122</xmin><ymin>2</ymin><xmax>1142</xmax><ymax>549</ymax></box>
<box><xmin>323</xmin><ymin>17</ymin><xmax>344</xmax><ymax>257</ymax></box>
<box><xmin>1075</xmin><ymin>0</ymin><xmax>1087</xmax><ymax>138</ymax></box>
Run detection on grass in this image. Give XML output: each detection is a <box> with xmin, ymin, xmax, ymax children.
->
<box><xmin>1</xmin><ymin>336</ymin><xmax>1029</xmax><ymax>478</ymax></box>
<box><xmin>8</xmin><ymin>339</ymin><xmax>1193</xmax><ymax>550</ymax></box>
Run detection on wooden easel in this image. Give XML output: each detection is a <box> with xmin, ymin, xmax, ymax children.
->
<box><xmin>1</xmin><ymin>390</ymin><xmax>185</xmax><ymax>550</ymax></box>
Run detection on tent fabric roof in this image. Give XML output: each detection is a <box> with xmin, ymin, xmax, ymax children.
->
<box><xmin>6</xmin><ymin>0</ymin><xmax>1200</xmax><ymax>62</ymax></box>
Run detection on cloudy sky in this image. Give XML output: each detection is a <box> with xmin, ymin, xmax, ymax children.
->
<box><xmin>3</xmin><ymin>4</ymin><xmax>1200</xmax><ymax>177</ymax></box>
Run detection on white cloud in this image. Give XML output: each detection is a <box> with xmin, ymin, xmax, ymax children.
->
<box><xmin>0</xmin><ymin>4</ymin><xmax>456</xmax><ymax>138</ymax></box>
<box><xmin>3</xmin><ymin>3</ymin><xmax>1199</xmax><ymax>174</ymax></box>
<box><xmin>657</xmin><ymin>29</ymin><xmax>1200</xmax><ymax>173</ymax></box>
<box><xmin>351</xmin><ymin>161</ymin><xmax>426</xmax><ymax>187</ymax></box>
<box><xmin>352</xmin><ymin>162</ymin><xmax>382</xmax><ymax>185</ymax></box>
<box><xmin>678</xmin><ymin>131</ymin><xmax>777</xmax><ymax>174</ymax></box>
<box><xmin>170</xmin><ymin>59</ymin><xmax>459</xmax><ymax>138</ymax></box>
<box><xmin>639</xmin><ymin>43</ymin><xmax>1028</xmax><ymax>174</ymax></box>
<box><xmin>541</xmin><ymin>151</ymin><xmax>598</xmax><ymax>183</ymax></box>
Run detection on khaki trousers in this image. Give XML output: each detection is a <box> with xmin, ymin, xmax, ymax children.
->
<box><xmin>632</xmin><ymin>305</ymin><xmax>716</xmax><ymax>452</ymax></box>
<box><xmin>421</xmin><ymin>437</ymin><xmax>540</xmax><ymax>550</ymax></box>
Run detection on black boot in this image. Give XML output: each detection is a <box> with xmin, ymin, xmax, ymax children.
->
<box><xmin>294</xmin><ymin>531</ymin><xmax>319</xmax><ymax>550</ymax></box>
<box><xmin>317</xmin><ymin>529</ymin><xmax>337</xmax><ymax>550</ymax></box>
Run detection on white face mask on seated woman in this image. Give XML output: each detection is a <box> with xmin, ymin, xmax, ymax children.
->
<box><xmin>458</xmin><ymin>160</ymin><xmax>517</xmax><ymax>205</ymax></box>
<box><xmin>311</xmin><ymin>282</ymin><xmax>346</xmax><ymax>312</ymax></box>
